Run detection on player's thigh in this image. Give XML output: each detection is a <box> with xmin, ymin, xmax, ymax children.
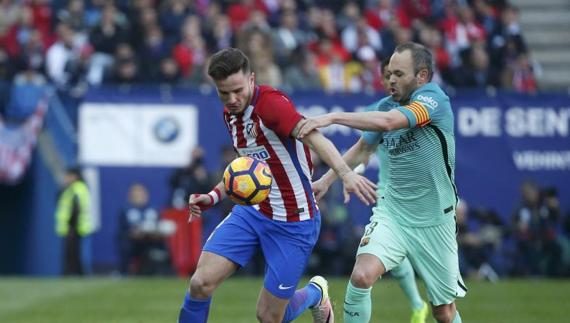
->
<box><xmin>259</xmin><ymin>213</ymin><xmax>321</xmax><ymax>299</ymax></box>
<box><xmin>192</xmin><ymin>251</ymin><xmax>238</xmax><ymax>288</ymax></box>
<box><xmin>256</xmin><ymin>287</ymin><xmax>290</xmax><ymax>322</ymax></box>
<box><xmin>356</xmin><ymin>216</ymin><xmax>407</xmax><ymax>273</ymax></box>
<box><xmin>351</xmin><ymin>253</ymin><xmax>386</xmax><ymax>288</ymax></box>
<box><xmin>405</xmin><ymin>218</ymin><xmax>467</xmax><ymax>306</ymax></box>
<box><xmin>202</xmin><ymin>206</ymin><xmax>261</xmax><ymax>268</ymax></box>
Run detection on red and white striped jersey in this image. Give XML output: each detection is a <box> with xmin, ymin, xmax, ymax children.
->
<box><xmin>223</xmin><ymin>85</ymin><xmax>317</xmax><ymax>222</ymax></box>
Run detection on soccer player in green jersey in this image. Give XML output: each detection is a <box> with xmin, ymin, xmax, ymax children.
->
<box><xmin>298</xmin><ymin>42</ymin><xmax>466</xmax><ymax>323</ymax></box>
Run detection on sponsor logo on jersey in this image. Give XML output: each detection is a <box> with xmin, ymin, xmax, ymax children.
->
<box><xmin>384</xmin><ymin>131</ymin><xmax>421</xmax><ymax>156</ymax></box>
<box><xmin>238</xmin><ymin>146</ymin><xmax>271</xmax><ymax>160</ymax></box>
<box><xmin>417</xmin><ymin>94</ymin><xmax>438</xmax><ymax>109</ymax></box>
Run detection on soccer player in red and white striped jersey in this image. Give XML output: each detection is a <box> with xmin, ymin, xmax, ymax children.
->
<box><xmin>223</xmin><ymin>84</ymin><xmax>322</xmax><ymax>223</ymax></box>
<box><xmin>177</xmin><ymin>48</ymin><xmax>377</xmax><ymax>323</ymax></box>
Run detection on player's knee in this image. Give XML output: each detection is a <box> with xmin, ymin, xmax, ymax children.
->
<box><xmin>189</xmin><ymin>274</ymin><xmax>215</xmax><ymax>298</ymax></box>
<box><xmin>350</xmin><ymin>267</ymin><xmax>376</xmax><ymax>288</ymax></box>
<box><xmin>432</xmin><ymin>306</ymin><xmax>455</xmax><ymax>323</ymax></box>
<box><xmin>255</xmin><ymin>307</ymin><xmax>282</xmax><ymax>323</ymax></box>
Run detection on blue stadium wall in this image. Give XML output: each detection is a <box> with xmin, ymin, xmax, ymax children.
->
<box><xmin>7</xmin><ymin>87</ymin><xmax>570</xmax><ymax>275</ymax></box>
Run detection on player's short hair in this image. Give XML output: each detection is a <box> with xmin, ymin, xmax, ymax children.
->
<box><xmin>207</xmin><ymin>48</ymin><xmax>251</xmax><ymax>81</ymax></box>
<box><xmin>381</xmin><ymin>57</ymin><xmax>390</xmax><ymax>76</ymax></box>
<box><xmin>381</xmin><ymin>57</ymin><xmax>390</xmax><ymax>70</ymax></box>
<box><xmin>394</xmin><ymin>42</ymin><xmax>434</xmax><ymax>81</ymax></box>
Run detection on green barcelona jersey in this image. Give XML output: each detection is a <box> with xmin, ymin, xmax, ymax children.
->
<box><xmin>361</xmin><ymin>82</ymin><xmax>458</xmax><ymax>227</ymax></box>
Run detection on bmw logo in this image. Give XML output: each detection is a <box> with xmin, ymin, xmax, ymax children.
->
<box><xmin>153</xmin><ymin>117</ymin><xmax>180</xmax><ymax>143</ymax></box>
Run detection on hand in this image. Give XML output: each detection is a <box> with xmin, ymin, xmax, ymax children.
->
<box><xmin>188</xmin><ymin>193</ymin><xmax>213</xmax><ymax>222</ymax></box>
<box><xmin>339</xmin><ymin>171</ymin><xmax>377</xmax><ymax>205</ymax></box>
<box><xmin>297</xmin><ymin>115</ymin><xmax>332</xmax><ymax>139</ymax></box>
<box><xmin>312</xmin><ymin>178</ymin><xmax>331</xmax><ymax>201</ymax></box>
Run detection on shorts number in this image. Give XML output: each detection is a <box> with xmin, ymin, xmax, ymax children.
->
<box><xmin>364</xmin><ymin>221</ymin><xmax>378</xmax><ymax>236</ymax></box>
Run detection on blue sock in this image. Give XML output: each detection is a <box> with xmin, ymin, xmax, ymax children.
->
<box><xmin>178</xmin><ymin>292</ymin><xmax>211</xmax><ymax>323</ymax></box>
<box><xmin>282</xmin><ymin>284</ymin><xmax>321</xmax><ymax>322</ymax></box>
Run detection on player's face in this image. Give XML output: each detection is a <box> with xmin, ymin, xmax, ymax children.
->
<box><xmin>214</xmin><ymin>71</ymin><xmax>255</xmax><ymax>114</ymax></box>
<box><xmin>387</xmin><ymin>50</ymin><xmax>420</xmax><ymax>103</ymax></box>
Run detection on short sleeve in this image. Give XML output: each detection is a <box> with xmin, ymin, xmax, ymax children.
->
<box><xmin>395</xmin><ymin>102</ymin><xmax>430</xmax><ymax>128</ymax></box>
<box><xmin>361</xmin><ymin>102</ymin><xmax>384</xmax><ymax>145</ymax></box>
<box><xmin>362</xmin><ymin>130</ymin><xmax>384</xmax><ymax>146</ymax></box>
<box><xmin>256</xmin><ymin>92</ymin><xmax>302</xmax><ymax>137</ymax></box>
<box><xmin>395</xmin><ymin>86</ymin><xmax>446</xmax><ymax>128</ymax></box>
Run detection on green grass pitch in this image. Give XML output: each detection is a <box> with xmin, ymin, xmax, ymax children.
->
<box><xmin>0</xmin><ymin>277</ymin><xmax>567</xmax><ymax>322</ymax></box>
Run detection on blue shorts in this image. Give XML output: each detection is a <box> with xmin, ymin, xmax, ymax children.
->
<box><xmin>203</xmin><ymin>205</ymin><xmax>321</xmax><ymax>299</ymax></box>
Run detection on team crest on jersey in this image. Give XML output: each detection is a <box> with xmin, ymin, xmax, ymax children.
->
<box><xmin>360</xmin><ymin>237</ymin><xmax>370</xmax><ymax>247</ymax></box>
<box><xmin>245</xmin><ymin>121</ymin><xmax>258</xmax><ymax>139</ymax></box>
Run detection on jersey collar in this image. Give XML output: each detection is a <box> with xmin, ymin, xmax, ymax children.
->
<box><xmin>250</xmin><ymin>85</ymin><xmax>260</xmax><ymax>107</ymax></box>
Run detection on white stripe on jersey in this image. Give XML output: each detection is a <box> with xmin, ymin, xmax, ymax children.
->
<box><xmin>296</xmin><ymin>140</ymin><xmax>312</xmax><ymax>186</ymax></box>
<box><xmin>229</xmin><ymin>115</ymin><xmax>238</xmax><ymax>148</ymax></box>
<box><xmin>243</xmin><ymin>105</ymin><xmax>254</xmax><ymax>119</ymax></box>
<box><xmin>257</xmin><ymin>118</ymin><xmax>312</xmax><ymax>221</ymax></box>
<box><xmin>242</xmin><ymin>107</ymin><xmax>288</xmax><ymax>221</ymax></box>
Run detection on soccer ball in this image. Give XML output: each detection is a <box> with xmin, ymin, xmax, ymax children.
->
<box><xmin>223</xmin><ymin>156</ymin><xmax>272</xmax><ymax>205</ymax></box>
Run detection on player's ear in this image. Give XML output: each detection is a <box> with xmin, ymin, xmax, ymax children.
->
<box><xmin>417</xmin><ymin>69</ymin><xmax>429</xmax><ymax>84</ymax></box>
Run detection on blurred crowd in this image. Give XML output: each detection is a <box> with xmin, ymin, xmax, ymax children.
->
<box><xmin>2</xmin><ymin>0</ymin><xmax>557</xmax><ymax>278</ymax></box>
<box><xmin>457</xmin><ymin>181</ymin><xmax>570</xmax><ymax>280</ymax></box>
<box><xmin>49</xmin><ymin>145</ymin><xmax>570</xmax><ymax>278</ymax></box>
<box><xmin>0</xmin><ymin>0</ymin><xmax>538</xmax><ymax>120</ymax></box>
<box><xmin>149</xmin><ymin>146</ymin><xmax>570</xmax><ymax>279</ymax></box>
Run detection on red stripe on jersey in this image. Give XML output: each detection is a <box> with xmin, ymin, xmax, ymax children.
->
<box><xmin>251</xmin><ymin>113</ymin><xmax>300</xmax><ymax>221</ymax></box>
<box><xmin>258</xmin><ymin>190</ymin><xmax>274</xmax><ymax>217</ymax></box>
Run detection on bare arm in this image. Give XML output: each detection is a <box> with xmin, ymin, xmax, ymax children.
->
<box><xmin>291</xmin><ymin>121</ymin><xmax>377</xmax><ymax>205</ymax></box>
<box><xmin>296</xmin><ymin>127</ymin><xmax>352</xmax><ymax>179</ymax></box>
<box><xmin>319</xmin><ymin>137</ymin><xmax>378</xmax><ymax>188</ymax></box>
<box><xmin>331</xmin><ymin>109</ymin><xmax>409</xmax><ymax>131</ymax></box>
<box><xmin>297</xmin><ymin>109</ymin><xmax>409</xmax><ymax>139</ymax></box>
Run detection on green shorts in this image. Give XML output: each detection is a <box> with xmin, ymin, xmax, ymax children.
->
<box><xmin>357</xmin><ymin>215</ymin><xmax>467</xmax><ymax>305</ymax></box>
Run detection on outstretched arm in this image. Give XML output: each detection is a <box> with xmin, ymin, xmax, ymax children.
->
<box><xmin>297</xmin><ymin>109</ymin><xmax>409</xmax><ymax>138</ymax></box>
<box><xmin>315</xmin><ymin>138</ymin><xmax>377</xmax><ymax>199</ymax></box>
<box><xmin>292</xmin><ymin>121</ymin><xmax>377</xmax><ymax>205</ymax></box>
